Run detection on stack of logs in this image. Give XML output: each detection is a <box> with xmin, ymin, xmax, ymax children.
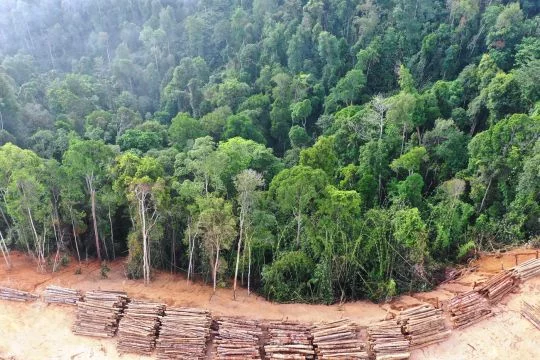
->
<box><xmin>0</xmin><ymin>286</ymin><xmax>38</xmax><ymax>302</ymax></box>
<box><xmin>367</xmin><ymin>320</ymin><xmax>410</xmax><ymax>360</ymax></box>
<box><xmin>398</xmin><ymin>305</ymin><xmax>450</xmax><ymax>349</ymax></box>
<box><xmin>117</xmin><ymin>300</ymin><xmax>165</xmax><ymax>355</ymax></box>
<box><xmin>43</xmin><ymin>285</ymin><xmax>82</xmax><ymax>305</ymax></box>
<box><xmin>311</xmin><ymin>319</ymin><xmax>368</xmax><ymax>359</ymax></box>
<box><xmin>521</xmin><ymin>301</ymin><xmax>540</xmax><ymax>330</ymax></box>
<box><xmin>513</xmin><ymin>258</ymin><xmax>540</xmax><ymax>281</ymax></box>
<box><xmin>72</xmin><ymin>290</ymin><xmax>128</xmax><ymax>338</ymax></box>
<box><xmin>264</xmin><ymin>321</ymin><xmax>315</xmax><ymax>360</ymax></box>
<box><xmin>477</xmin><ymin>270</ymin><xmax>517</xmax><ymax>304</ymax></box>
<box><xmin>213</xmin><ymin>317</ymin><xmax>263</xmax><ymax>359</ymax></box>
<box><xmin>447</xmin><ymin>291</ymin><xmax>491</xmax><ymax>329</ymax></box>
<box><xmin>156</xmin><ymin>307</ymin><xmax>212</xmax><ymax>359</ymax></box>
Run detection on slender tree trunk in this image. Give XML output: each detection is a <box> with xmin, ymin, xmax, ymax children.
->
<box><xmin>70</xmin><ymin>210</ymin><xmax>81</xmax><ymax>264</ymax></box>
<box><xmin>170</xmin><ymin>224</ymin><xmax>175</xmax><ymax>274</ymax></box>
<box><xmin>247</xmin><ymin>241</ymin><xmax>252</xmax><ymax>296</ymax></box>
<box><xmin>0</xmin><ymin>203</ymin><xmax>10</xmax><ymax>231</ymax></box>
<box><xmin>108</xmin><ymin>206</ymin><xmax>115</xmax><ymax>259</ymax></box>
<box><xmin>479</xmin><ymin>176</ymin><xmax>493</xmax><ymax>213</ymax></box>
<box><xmin>26</xmin><ymin>205</ymin><xmax>44</xmax><ymax>271</ymax></box>
<box><xmin>0</xmin><ymin>230</ymin><xmax>11</xmax><ymax>269</ymax></box>
<box><xmin>401</xmin><ymin>123</ymin><xmax>406</xmax><ymax>155</ymax></box>
<box><xmin>102</xmin><ymin>230</ymin><xmax>109</xmax><ymax>260</ymax></box>
<box><xmin>213</xmin><ymin>241</ymin><xmax>220</xmax><ymax>293</ymax></box>
<box><xmin>140</xmin><ymin>193</ymin><xmax>149</xmax><ymax>285</ymax></box>
<box><xmin>187</xmin><ymin>220</ymin><xmax>194</xmax><ymax>283</ymax></box>
<box><xmin>295</xmin><ymin>205</ymin><xmax>302</xmax><ymax>247</ymax></box>
<box><xmin>90</xmin><ymin>186</ymin><xmax>102</xmax><ymax>261</ymax></box>
<box><xmin>233</xmin><ymin>211</ymin><xmax>245</xmax><ymax>300</ymax></box>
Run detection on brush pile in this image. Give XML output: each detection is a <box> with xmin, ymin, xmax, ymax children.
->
<box><xmin>72</xmin><ymin>290</ymin><xmax>128</xmax><ymax>338</ymax></box>
<box><xmin>156</xmin><ymin>307</ymin><xmax>212</xmax><ymax>360</ymax></box>
<box><xmin>213</xmin><ymin>317</ymin><xmax>263</xmax><ymax>359</ymax></box>
<box><xmin>477</xmin><ymin>271</ymin><xmax>517</xmax><ymax>304</ymax></box>
<box><xmin>264</xmin><ymin>321</ymin><xmax>315</xmax><ymax>360</ymax></box>
<box><xmin>447</xmin><ymin>291</ymin><xmax>491</xmax><ymax>329</ymax></box>
<box><xmin>117</xmin><ymin>300</ymin><xmax>165</xmax><ymax>355</ymax></box>
<box><xmin>398</xmin><ymin>305</ymin><xmax>450</xmax><ymax>349</ymax></box>
<box><xmin>0</xmin><ymin>286</ymin><xmax>38</xmax><ymax>302</ymax></box>
<box><xmin>367</xmin><ymin>320</ymin><xmax>410</xmax><ymax>360</ymax></box>
<box><xmin>311</xmin><ymin>319</ymin><xmax>368</xmax><ymax>359</ymax></box>
<box><xmin>521</xmin><ymin>301</ymin><xmax>540</xmax><ymax>330</ymax></box>
<box><xmin>512</xmin><ymin>258</ymin><xmax>540</xmax><ymax>281</ymax></box>
<box><xmin>43</xmin><ymin>285</ymin><xmax>82</xmax><ymax>305</ymax></box>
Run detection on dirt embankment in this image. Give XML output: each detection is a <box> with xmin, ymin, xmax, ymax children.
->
<box><xmin>0</xmin><ymin>250</ymin><xmax>539</xmax><ymax>360</ymax></box>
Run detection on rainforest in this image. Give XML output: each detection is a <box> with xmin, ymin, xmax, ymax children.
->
<box><xmin>0</xmin><ymin>0</ymin><xmax>538</xmax><ymax>304</ymax></box>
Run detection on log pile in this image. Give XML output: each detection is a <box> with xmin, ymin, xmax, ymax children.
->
<box><xmin>0</xmin><ymin>286</ymin><xmax>38</xmax><ymax>302</ymax></box>
<box><xmin>72</xmin><ymin>290</ymin><xmax>128</xmax><ymax>338</ymax></box>
<box><xmin>264</xmin><ymin>321</ymin><xmax>315</xmax><ymax>360</ymax></box>
<box><xmin>43</xmin><ymin>285</ymin><xmax>82</xmax><ymax>305</ymax></box>
<box><xmin>311</xmin><ymin>319</ymin><xmax>368</xmax><ymax>359</ymax></box>
<box><xmin>156</xmin><ymin>307</ymin><xmax>212</xmax><ymax>360</ymax></box>
<box><xmin>447</xmin><ymin>291</ymin><xmax>491</xmax><ymax>329</ymax></box>
<box><xmin>512</xmin><ymin>258</ymin><xmax>540</xmax><ymax>281</ymax></box>
<box><xmin>367</xmin><ymin>320</ymin><xmax>410</xmax><ymax>360</ymax></box>
<box><xmin>521</xmin><ymin>301</ymin><xmax>540</xmax><ymax>330</ymax></box>
<box><xmin>213</xmin><ymin>317</ymin><xmax>263</xmax><ymax>359</ymax></box>
<box><xmin>117</xmin><ymin>300</ymin><xmax>165</xmax><ymax>355</ymax></box>
<box><xmin>476</xmin><ymin>270</ymin><xmax>517</xmax><ymax>304</ymax></box>
<box><xmin>398</xmin><ymin>305</ymin><xmax>450</xmax><ymax>349</ymax></box>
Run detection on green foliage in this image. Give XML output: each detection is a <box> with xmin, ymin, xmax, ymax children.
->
<box><xmin>168</xmin><ymin>113</ymin><xmax>205</xmax><ymax>150</ymax></box>
<box><xmin>223</xmin><ymin>114</ymin><xmax>266</xmax><ymax>144</ymax></box>
<box><xmin>262</xmin><ymin>251</ymin><xmax>316</xmax><ymax>303</ymax></box>
<box><xmin>288</xmin><ymin>126</ymin><xmax>311</xmax><ymax>149</ymax></box>
<box><xmin>390</xmin><ymin>147</ymin><xmax>428</xmax><ymax>175</ymax></box>
<box><xmin>299</xmin><ymin>136</ymin><xmax>339</xmax><ymax>176</ymax></box>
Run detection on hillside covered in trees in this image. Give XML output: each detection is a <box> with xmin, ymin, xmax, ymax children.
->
<box><xmin>0</xmin><ymin>0</ymin><xmax>538</xmax><ymax>303</ymax></box>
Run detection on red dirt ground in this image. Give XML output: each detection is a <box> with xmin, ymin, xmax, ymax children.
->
<box><xmin>0</xmin><ymin>249</ymin><xmax>539</xmax><ymax>359</ymax></box>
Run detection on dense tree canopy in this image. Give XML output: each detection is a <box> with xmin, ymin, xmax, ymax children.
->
<box><xmin>0</xmin><ymin>0</ymin><xmax>538</xmax><ymax>303</ymax></box>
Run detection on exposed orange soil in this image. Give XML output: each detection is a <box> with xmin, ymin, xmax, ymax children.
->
<box><xmin>0</xmin><ymin>250</ymin><xmax>539</xmax><ymax>360</ymax></box>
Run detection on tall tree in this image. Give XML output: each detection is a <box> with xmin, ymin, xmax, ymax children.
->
<box><xmin>197</xmin><ymin>196</ymin><xmax>236</xmax><ymax>293</ymax></box>
<box><xmin>233</xmin><ymin>169</ymin><xmax>264</xmax><ymax>299</ymax></box>
<box><xmin>63</xmin><ymin>139</ymin><xmax>115</xmax><ymax>260</ymax></box>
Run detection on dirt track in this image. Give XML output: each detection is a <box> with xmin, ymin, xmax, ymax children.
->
<box><xmin>0</xmin><ymin>250</ymin><xmax>539</xmax><ymax>359</ymax></box>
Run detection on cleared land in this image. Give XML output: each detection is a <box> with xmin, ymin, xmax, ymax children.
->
<box><xmin>0</xmin><ymin>250</ymin><xmax>539</xmax><ymax>360</ymax></box>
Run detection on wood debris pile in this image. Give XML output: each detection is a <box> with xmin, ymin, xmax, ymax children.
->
<box><xmin>264</xmin><ymin>321</ymin><xmax>315</xmax><ymax>360</ymax></box>
<box><xmin>0</xmin><ymin>286</ymin><xmax>38</xmax><ymax>302</ymax></box>
<box><xmin>311</xmin><ymin>319</ymin><xmax>368</xmax><ymax>359</ymax></box>
<box><xmin>72</xmin><ymin>290</ymin><xmax>128</xmax><ymax>338</ymax></box>
<box><xmin>117</xmin><ymin>300</ymin><xmax>165</xmax><ymax>355</ymax></box>
<box><xmin>476</xmin><ymin>270</ymin><xmax>517</xmax><ymax>304</ymax></box>
<box><xmin>367</xmin><ymin>320</ymin><xmax>410</xmax><ymax>360</ymax></box>
<box><xmin>512</xmin><ymin>258</ymin><xmax>540</xmax><ymax>281</ymax></box>
<box><xmin>521</xmin><ymin>301</ymin><xmax>540</xmax><ymax>330</ymax></box>
<box><xmin>398</xmin><ymin>305</ymin><xmax>450</xmax><ymax>349</ymax></box>
<box><xmin>447</xmin><ymin>291</ymin><xmax>491</xmax><ymax>329</ymax></box>
<box><xmin>213</xmin><ymin>317</ymin><xmax>263</xmax><ymax>359</ymax></box>
<box><xmin>156</xmin><ymin>307</ymin><xmax>211</xmax><ymax>360</ymax></box>
<box><xmin>43</xmin><ymin>285</ymin><xmax>82</xmax><ymax>305</ymax></box>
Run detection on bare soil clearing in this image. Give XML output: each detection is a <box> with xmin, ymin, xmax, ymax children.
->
<box><xmin>0</xmin><ymin>250</ymin><xmax>538</xmax><ymax>360</ymax></box>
